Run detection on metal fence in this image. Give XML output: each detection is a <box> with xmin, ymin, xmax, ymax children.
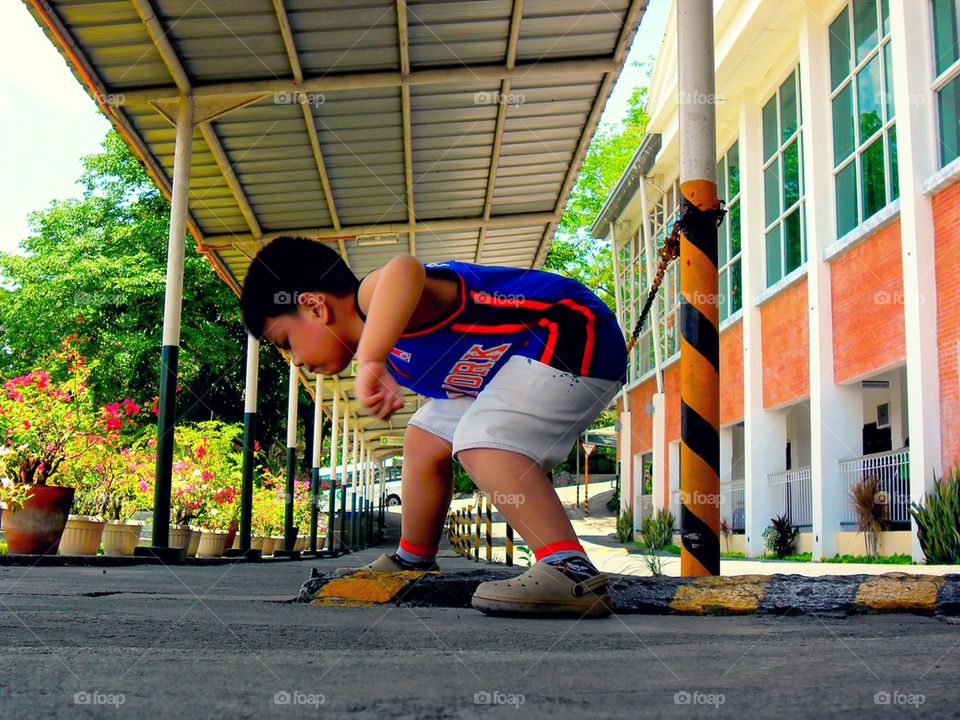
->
<box><xmin>768</xmin><ymin>467</ymin><xmax>813</xmax><ymax>528</ymax></box>
<box><xmin>721</xmin><ymin>479</ymin><xmax>746</xmax><ymax>532</ymax></box>
<box><xmin>839</xmin><ymin>449</ymin><xmax>911</xmax><ymax>524</ymax></box>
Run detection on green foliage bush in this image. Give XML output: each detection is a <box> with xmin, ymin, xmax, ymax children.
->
<box><xmin>640</xmin><ymin>508</ymin><xmax>675</xmax><ymax>550</ymax></box>
<box><xmin>909</xmin><ymin>462</ymin><xmax>960</xmax><ymax>564</ymax></box>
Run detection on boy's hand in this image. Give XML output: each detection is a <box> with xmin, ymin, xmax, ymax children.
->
<box><xmin>355</xmin><ymin>360</ymin><xmax>405</xmax><ymax>419</ymax></box>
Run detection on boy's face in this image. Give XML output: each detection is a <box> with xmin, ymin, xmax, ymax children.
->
<box><xmin>262</xmin><ymin>293</ymin><xmax>355</xmax><ymax>375</ymax></box>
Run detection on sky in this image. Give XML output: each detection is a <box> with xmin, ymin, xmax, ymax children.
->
<box><xmin>0</xmin><ymin>0</ymin><xmax>669</xmax><ymax>257</ymax></box>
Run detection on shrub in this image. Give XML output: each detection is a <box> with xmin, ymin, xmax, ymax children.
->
<box><xmin>763</xmin><ymin>514</ymin><xmax>799</xmax><ymax>559</ymax></box>
<box><xmin>909</xmin><ymin>462</ymin><xmax>960</xmax><ymax>564</ymax></box>
<box><xmin>616</xmin><ymin>506</ymin><xmax>633</xmax><ymax>543</ymax></box>
<box><xmin>640</xmin><ymin>508</ymin><xmax>675</xmax><ymax>550</ymax></box>
<box><xmin>849</xmin><ymin>475</ymin><xmax>888</xmax><ymax>559</ymax></box>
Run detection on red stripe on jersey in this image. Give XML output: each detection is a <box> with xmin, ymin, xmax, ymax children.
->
<box><xmin>538</xmin><ymin>318</ymin><xmax>559</xmax><ymax>365</ymax></box>
<box><xmin>556</xmin><ymin>298</ymin><xmax>596</xmax><ymax>375</ymax></box>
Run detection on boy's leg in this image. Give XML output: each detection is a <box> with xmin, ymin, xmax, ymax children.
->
<box><xmin>396</xmin><ymin>425</ymin><xmax>454</xmax><ymax>565</ymax></box>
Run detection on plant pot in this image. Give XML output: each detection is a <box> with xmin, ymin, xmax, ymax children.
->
<box><xmin>272</xmin><ymin>536</ymin><xmax>286</xmax><ymax>554</ymax></box>
<box><xmin>251</xmin><ymin>536</ymin><xmax>266</xmax><ymax>551</ymax></box>
<box><xmin>294</xmin><ymin>536</ymin><xmax>307</xmax><ymax>552</ymax></box>
<box><xmin>261</xmin><ymin>536</ymin><xmax>277</xmax><ymax>556</ymax></box>
<box><xmin>168</xmin><ymin>524</ymin><xmax>193</xmax><ymax>550</ymax></box>
<box><xmin>58</xmin><ymin>515</ymin><xmax>106</xmax><ymax>556</ymax></box>
<box><xmin>197</xmin><ymin>529</ymin><xmax>228</xmax><ymax>558</ymax></box>
<box><xmin>101</xmin><ymin>520</ymin><xmax>143</xmax><ymax>557</ymax></box>
<box><xmin>186</xmin><ymin>527</ymin><xmax>201</xmax><ymax>557</ymax></box>
<box><xmin>223</xmin><ymin>520</ymin><xmax>239</xmax><ymax>550</ymax></box>
<box><xmin>1</xmin><ymin>484</ymin><xmax>75</xmax><ymax>555</ymax></box>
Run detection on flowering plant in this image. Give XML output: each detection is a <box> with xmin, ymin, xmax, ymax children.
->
<box><xmin>0</xmin><ymin>345</ymin><xmax>111</xmax><ymax>510</ymax></box>
<box><xmin>170</xmin><ymin>422</ymin><xmax>242</xmax><ymax>530</ymax></box>
<box><xmin>252</xmin><ymin>465</ymin><xmax>286</xmax><ymax>536</ymax></box>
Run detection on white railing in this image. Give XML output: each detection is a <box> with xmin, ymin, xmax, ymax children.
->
<box><xmin>768</xmin><ymin>467</ymin><xmax>813</xmax><ymax>528</ymax></box>
<box><xmin>721</xmin><ymin>478</ymin><xmax>745</xmax><ymax>532</ymax></box>
<box><xmin>840</xmin><ymin>448</ymin><xmax>911</xmax><ymax>525</ymax></box>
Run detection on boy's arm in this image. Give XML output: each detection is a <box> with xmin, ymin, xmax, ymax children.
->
<box><xmin>355</xmin><ymin>255</ymin><xmax>425</xmax><ymax>419</ymax></box>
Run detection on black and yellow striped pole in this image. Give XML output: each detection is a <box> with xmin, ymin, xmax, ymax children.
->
<box><xmin>485</xmin><ymin>496</ymin><xmax>492</xmax><ymax>562</ymax></box>
<box><xmin>677</xmin><ymin>0</ymin><xmax>722</xmax><ymax>576</ymax></box>
<box><xmin>505</xmin><ymin>523</ymin><xmax>514</xmax><ymax>566</ymax></box>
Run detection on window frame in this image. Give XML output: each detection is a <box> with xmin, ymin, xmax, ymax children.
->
<box><xmin>828</xmin><ymin>0</ymin><xmax>898</xmax><ymax>236</ymax></box>
<box><xmin>716</xmin><ymin>140</ymin><xmax>742</xmax><ymax>322</ymax></box>
<box><xmin>761</xmin><ymin>66</ymin><xmax>807</xmax><ymax>288</ymax></box>
<box><xmin>931</xmin><ymin>0</ymin><xmax>960</xmax><ymax>167</ymax></box>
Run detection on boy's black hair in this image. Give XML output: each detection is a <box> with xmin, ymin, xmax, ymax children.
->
<box><xmin>240</xmin><ymin>236</ymin><xmax>359</xmax><ymax>338</ymax></box>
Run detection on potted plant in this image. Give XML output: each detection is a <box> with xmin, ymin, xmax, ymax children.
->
<box><xmin>0</xmin><ymin>347</ymin><xmax>101</xmax><ymax>554</ymax></box>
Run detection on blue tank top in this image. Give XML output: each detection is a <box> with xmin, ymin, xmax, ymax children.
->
<box><xmin>362</xmin><ymin>260</ymin><xmax>626</xmax><ymax>399</ymax></box>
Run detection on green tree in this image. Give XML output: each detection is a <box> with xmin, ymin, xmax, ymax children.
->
<box><xmin>0</xmin><ymin>129</ymin><xmax>294</xmax><ymax>452</ymax></box>
<box><xmin>545</xmin><ymin>81</ymin><xmax>650</xmax><ymax>311</ymax></box>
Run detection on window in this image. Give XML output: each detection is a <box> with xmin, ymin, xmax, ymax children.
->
<box><xmin>933</xmin><ymin>0</ymin><xmax>960</xmax><ymax>166</ymax></box>
<box><xmin>761</xmin><ymin>69</ymin><xmax>806</xmax><ymax>287</ymax></box>
<box><xmin>829</xmin><ymin>0</ymin><xmax>898</xmax><ymax>238</ymax></box>
<box><xmin>632</xmin><ymin>181</ymin><xmax>681</xmax><ymax>378</ymax></box>
<box><xmin>717</xmin><ymin>141</ymin><xmax>742</xmax><ymax>321</ymax></box>
<box><xmin>641</xmin><ymin>452</ymin><xmax>653</xmax><ymax>495</ymax></box>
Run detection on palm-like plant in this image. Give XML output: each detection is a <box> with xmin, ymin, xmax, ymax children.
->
<box><xmin>850</xmin><ymin>475</ymin><xmax>888</xmax><ymax>558</ymax></box>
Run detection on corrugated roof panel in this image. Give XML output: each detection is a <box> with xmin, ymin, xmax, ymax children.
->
<box><xmin>406</xmin><ymin>0</ymin><xmax>511</xmax><ymax>67</ymax></box>
<box><xmin>516</xmin><ymin>0</ymin><xmax>628</xmax><ymax>61</ymax></box>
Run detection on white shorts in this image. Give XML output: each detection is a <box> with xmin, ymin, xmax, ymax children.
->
<box><xmin>407</xmin><ymin>355</ymin><xmax>622</xmax><ymax>471</ymax></box>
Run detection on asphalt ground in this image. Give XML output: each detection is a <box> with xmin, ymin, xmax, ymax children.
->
<box><xmin>1</xmin><ymin>540</ymin><xmax>959</xmax><ymax>719</ymax></box>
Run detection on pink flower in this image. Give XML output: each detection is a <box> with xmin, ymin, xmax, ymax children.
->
<box><xmin>139</xmin><ymin>480</ymin><xmax>150</xmax><ymax>492</ymax></box>
<box><xmin>122</xmin><ymin>398</ymin><xmax>140</xmax><ymax>415</ymax></box>
<box><xmin>22</xmin><ymin>420</ymin><xmax>30</xmax><ymax>430</ymax></box>
<box><xmin>202</xmin><ymin>471</ymin><xmax>214</xmax><ymax>482</ymax></box>
<box><xmin>254</xmin><ymin>440</ymin><xmax>261</xmax><ymax>452</ymax></box>
<box><xmin>195</xmin><ymin>445</ymin><xmax>207</xmax><ymax>461</ymax></box>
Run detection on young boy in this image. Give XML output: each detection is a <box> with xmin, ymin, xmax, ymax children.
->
<box><xmin>241</xmin><ymin>236</ymin><xmax>626</xmax><ymax>618</ymax></box>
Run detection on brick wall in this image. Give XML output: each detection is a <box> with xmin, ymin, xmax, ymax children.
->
<box><xmin>720</xmin><ymin>319</ymin><xmax>744</xmax><ymax>425</ymax></box>
<box><xmin>932</xmin><ymin>180</ymin><xmax>960</xmax><ymax>470</ymax></box>
<box><xmin>760</xmin><ymin>280</ymin><xmax>810</xmax><ymax>408</ymax></box>
<box><xmin>831</xmin><ymin>220</ymin><xmax>906</xmax><ymax>384</ymax></box>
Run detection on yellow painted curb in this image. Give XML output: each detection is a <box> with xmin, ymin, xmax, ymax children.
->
<box><xmin>670</xmin><ymin>575</ymin><xmax>771</xmax><ymax>614</ymax></box>
<box><xmin>855</xmin><ymin>572</ymin><xmax>945</xmax><ymax>612</ymax></box>
<box><xmin>311</xmin><ymin>570</ymin><xmax>425</xmax><ymax>607</ymax></box>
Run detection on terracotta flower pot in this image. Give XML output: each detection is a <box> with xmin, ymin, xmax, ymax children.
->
<box><xmin>1</xmin><ymin>484</ymin><xmax>74</xmax><ymax>555</ymax></box>
<box><xmin>294</xmin><ymin>536</ymin><xmax>307</xmax><ymax>552</ymax></box>
<box><xmin>58</xmin><ymin>515</ymin><xmax>106</xmax><ymax>556</ymax></box>
<box><xmin>223</xmin><ymin>520</ymin><xmax>238</xmax><ymax>550</ymax></box>
<box><xmin>261</xmin><ymin>536</ymin><xmax>277</xmax><ymax>556</ymax></box>
<box><xmin>101</xmin><ymin>520</ymin><xmax>143</xmax><ymax>557</ymax></box>
<box><xmin>197</xmin><ymin>529</ymin><xmax>228</xmax><ymax>558</ymax></box>
<box><xmin>251</xmin><ymin>536</ymin><xmax>266</xmax><ymax>551</ymax></box>
<box><xmin>168</xmin><ymin>524</ymin><xmax>193</xmax><ymax>550</ymax></box>
<box><xmin>271</xmin><ymin>536</ymin><xmax>285</xmax><ymax>554</ymax></box>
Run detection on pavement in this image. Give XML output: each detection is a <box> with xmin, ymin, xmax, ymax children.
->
<box><xmin>2</xmin><ymin>538</ymin><xmax>960</xmax><ymax>718</ymax></box>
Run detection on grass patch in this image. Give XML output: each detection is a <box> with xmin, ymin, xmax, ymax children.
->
<box><xmin>824</xmin><ymin>553</ymin><xmax>913</xmax><ymax>564</ymax></box>
<box><xmin>626</xmin><ymin>541</ymin><xmax>681</xmax><ymax>556</ymax></box>
<box><xmin>720</xmin><ymin>551</ymin><xmax>746</xmax><ymax>558</ymax></box>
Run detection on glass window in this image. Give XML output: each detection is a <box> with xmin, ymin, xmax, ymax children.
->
<box><xmin>829</xmin><ymin>0</ymin><xmax>897</xmax><ymax>236</ymax></box>
<box><xmin>933</xmin><ymin>0</ymin><xmax>960</xmax><ymax>166</ymax></box>
<box><xmin>761</xmin><ymin>69</ymin><xmax>807</xmax><ymax>287</ymax></box>
<box><xmin>717</xmin><ymin>141</ymin><xmax>742</xmax><ymax>322</ymax></box>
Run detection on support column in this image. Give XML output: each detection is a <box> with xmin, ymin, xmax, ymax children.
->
<box><xmin>327</xmin><ymin>379</ymin><xmax>340</xmax><ymax>553</ymax></box>
<box><xmin>309</xmin><ymin>376</ymin><xmax>323</xmax><ymax>553</ymax></box>
<box><xmin>339</xmin><ymin>409</ymin><xmax>350</xmax><ymax>552</ymax></box>
<box><xmin>890</xmin><ymin>0</ymin><xmax>944</xmax><ymax>561</ymax></box>
<box><xmin>140</xmin><ymin>95</ymin><xmax>193</xmax><ymax>561</ymax></box>
<box><xmin>799</xmin><ymin>11</ymin><xmax>863</xmax><ymax>561</ymax></box>
<box><xmin>350</xmin><ymin>425</ymin><xmax>359</xmax><ymax>549</ymax></box>
<box><xmin>677</xmin><ymin>0</ymin><xmax>721</xmax><ymax>576</ymax></box>
<box><xmin>239</xmin><ymin>334</ymin><xmax>259</xmax><ymax>553</ymax></box>
<box><xmin>652</xmin><ymin>393</ymin><xmax>666</xmax><ymax>512</ymax></box>
<box><xmin>280</xmin><ymin>359</ymin><xmax>299</xmax><ymax>555</ymax></box>
<box><xmin>739</xmin><ymin>96</ymin><xmax>782</xmax><ymax>557</ymax></box>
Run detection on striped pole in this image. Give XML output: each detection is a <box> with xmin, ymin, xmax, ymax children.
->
<box><xmin>327</xmin><ymin>379</ymin><xmax>339</xmax><ymax>553</ymax></box>
<box><xmin>309</xmin><ymin>376</ymin><xmax>323</xmax><ymax>553</ymax></box>
<box><xmin>485</xmin><ymin>495</ymin><xmax>492</xmax><ymax>562</ymax></box>
<box><xmin>141</xmin><ymin>95</ymin><xmax>193</xmax><ymax>558</ymax></box>
<box><xmin>474</xmin><ymin>499</ymin><xmax>481</xmax><ymax>561</ymax></box>
<box><xmin>505</xmin><ymin>523</ymin><xmax>514</xmax><ymax>566</ymax></box>
<box><xmin>238</xmin><ymin>334</ymin><xmax>259</xmax><ymax>553</ymax></box>
<box><xmin>350</xmin><ymin>426</ymin><xmax>358</xmax><ymax>549</ymax></box>
<box><xmin>677</xmin><ymin>0</ymin><xmax>721</xmax><ymax>576</ymax></box>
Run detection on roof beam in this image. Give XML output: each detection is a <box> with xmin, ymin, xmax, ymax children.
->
<box><xmin>533</xmin><ymin>0</ymin><xmax>646</xmax><ymax>268</ymax></box>
<box><xmin>200</xmin><ymin>211</ymin><xmax>557</xmax><ymax>249</ymax></box>
<box><xmin>270</xmin><ymin>0</ymin><xmax>347</xmax><ymax>266</ymax></box>
<box><xmin>114</xmin><ymin>58</ymin><xmax>618</xmax><ymax>106</ymax></box>
<box><xmin>476</xmin><ymin>0</ymin><xmax>523</xmax><ymax>263</ymax></box>
<box><xmin>397</xmin><ymin>0</ymin><xmax>416</xmax><ymax>257</ymax></box>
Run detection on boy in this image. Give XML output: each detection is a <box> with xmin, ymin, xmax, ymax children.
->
<box><xmin>241</xmin><ymin>237</ymin><xmax>626</xmax><ymax>618</ymax></box>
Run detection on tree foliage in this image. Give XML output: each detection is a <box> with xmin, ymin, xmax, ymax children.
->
<box><xmin>545</xmin><ymin>81</ymin><xmax>650</xmax><ymax>311</ymax></box>
<box><xmin>0</xmin><ymin>129</ymin><xmax>294</xmax><ymax>453</ymax></box>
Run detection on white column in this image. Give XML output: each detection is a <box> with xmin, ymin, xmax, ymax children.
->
<box><xmin>739</xmin><ymin>96</ymin><xmax>783</xmax><ymax>557</ymax></box>
<box><xmin>651</xmin><ymin>393</ymin><xmax>666</xmax><ymax>513</ymax></box>
<box><xmin>890</xmin><ymin>0</ymin><xmax>944</xmax><ymax>561</ymax></box>
<box><xmin>620</xmin><ymin>410</ymin><xmax>632</xmax><ymax>515</ymax></box>
<box><xmin>799</xmin><ymin>10</ymin><xmax>863</xmax><ymax>560</ymax></box>
<box><xmin>286</xmin><ymin>359</ymin><xmax>299</xmax><ymax>449</ymax></box>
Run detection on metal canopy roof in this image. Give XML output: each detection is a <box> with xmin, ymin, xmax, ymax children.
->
<box><xmin>24</xmin><ymin>0</ymin><xmax>645</xmax><ymax>453</ymax></box>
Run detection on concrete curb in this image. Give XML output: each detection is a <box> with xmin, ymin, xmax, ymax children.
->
<box><xmin>298</xmin><ymin>568</ymin><xmax>960</xmax><ymax>616</ymax></box>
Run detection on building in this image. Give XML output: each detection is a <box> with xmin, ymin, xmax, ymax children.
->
<box><xmin>591</xmin><ymin>0</ymin><xmax>959</xmax><ymax>562</ymax></box>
